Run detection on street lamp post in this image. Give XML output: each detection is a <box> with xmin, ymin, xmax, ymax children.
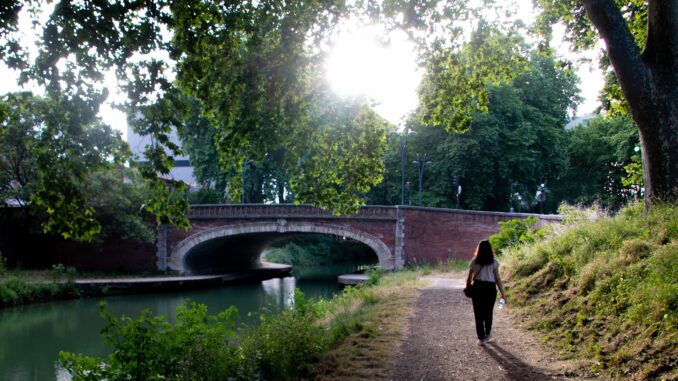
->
<box><xmin>397</xmin><ymin>128</ymin><xmax>416</xmax><ymax>206</ymax></box>
<box><xmin>241</xmin><ymin>159</ymin><xmax>254</xmax><ymax>204</ymax></box>
<box><xmin>406</xmin><ymin>181</ymin><xmax>412</xmax><ymax>205</ymax></box>
<box><xmin>400</xmin><ymin>133</ymin><xmax>406</xmax><ymax>205</ymax></box>
<box><xmin>456</xmin><ymin>184</ymin><xmax>462</xmax><ymax>209</ymax></box>
<box><xmin>412</xmin><ymin>154</ymin><xmax>431</xmax><ymax>206</ymax></box>
<box><xmin>454</xmin><ymin>176</ymin><xmax>462</xmax><ymax>209</ymax></box>
<box><xmin>535</xmin><ymin>182</ymin><xmax>548</xmax><ymax>214</ymax></box>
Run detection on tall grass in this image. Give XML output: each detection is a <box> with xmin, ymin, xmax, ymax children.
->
<box><xmin>502</xmin><ymin>203</ymin><xmax>677</xmax><ymax>380</ymax></box>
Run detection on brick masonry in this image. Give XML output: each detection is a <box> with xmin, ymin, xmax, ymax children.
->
<box><xmin>400</xmin><ymin>207</ymin><xmax>558</xmax><ymax>263</ymax></box>
<box><xmin>162</xmin><ymin>204</ymin><xmax>561</xmax><ymax>273</ymax></box>
<box><xmin>0</xmin><ymin>205</ymin><xmax>559</xmax><ymax>273</ymax></box>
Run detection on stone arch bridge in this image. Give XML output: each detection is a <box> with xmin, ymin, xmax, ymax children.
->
<box><xmin>157</xmin><ymin>204</ymin><xmax>561</xmax><ymax>275</ymax></box>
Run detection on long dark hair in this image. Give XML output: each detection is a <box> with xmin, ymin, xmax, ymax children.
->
<box><xmin>474</xmin><ymin>240</ymin><xmax>495</xmax><ymax>266</ymax></box>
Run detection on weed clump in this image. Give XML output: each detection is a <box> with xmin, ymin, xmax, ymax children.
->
<box><xmin>502</xmin><ymin>203</ymin><xmax>678</xmax><ymax>380</ymax></box>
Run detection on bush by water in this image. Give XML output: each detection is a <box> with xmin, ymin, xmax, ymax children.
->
<box><xmin>0</xmin><ymin>260</ymin><xmax>80</xmax><ymax>308</ymax></box>
<box><xmin>58</xmin><ymin>282</ymin><xmax>391</xmax><ymax>380</ymax></box>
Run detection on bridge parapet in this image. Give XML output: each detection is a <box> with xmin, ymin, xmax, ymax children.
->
<box><xmin>188</xmin><ymin>204</ymin><xmax>398</xmax><ymax>220</ymax></box>
<box><xmin>162</xmin><ymin>204</ymin><xmax>563</xmax><ymax>274</ymax></box>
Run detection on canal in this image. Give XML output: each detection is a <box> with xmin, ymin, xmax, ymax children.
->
<box><xmin>0</xmin><ymin>264</ymin><xmax>360</xmax><ymax>381</ymax></box>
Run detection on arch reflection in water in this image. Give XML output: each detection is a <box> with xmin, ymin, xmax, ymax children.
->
<box><xmin>261</xmin><ymin>276</ymin><xmax>297</xmax><ymax>309</ymax></box>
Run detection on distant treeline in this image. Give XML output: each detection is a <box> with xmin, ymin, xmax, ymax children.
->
<box><xmin>264</xmin><ymin>235</ymin><xmax>378</xmax><ymax>267</ymax></box>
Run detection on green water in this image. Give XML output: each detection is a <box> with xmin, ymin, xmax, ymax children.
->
<box><xmin>0</xmin><ymin>265</ymin><xmax>358</xmax><ymax>381</ymax></box>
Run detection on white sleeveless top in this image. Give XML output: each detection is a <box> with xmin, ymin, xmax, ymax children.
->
<box><xmin>469</xmin><ymin>259</ymin><xmax>499</xmax><ymax>282</ymax></box>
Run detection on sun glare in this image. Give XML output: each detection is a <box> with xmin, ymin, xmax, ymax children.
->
<box><xmin>325</xmin><ymin>25</ymin><xmax>422</xmax><ymax>126</ymax></box>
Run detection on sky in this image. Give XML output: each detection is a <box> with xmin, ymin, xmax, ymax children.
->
<box><xmin>323</xmin><ymin>6</ymin><xmax>605</xmax><ymax>126</ymax></box>
<box><xmin>0</xmin><ymin>4</ymin><xmax>605</xmax><ymax>136</ymax></box>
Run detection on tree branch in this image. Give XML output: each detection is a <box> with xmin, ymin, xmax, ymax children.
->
<box><xmin>582</xmin><ymin>0</ymin><xmax>651</xmax><ymax>106</ymax></box>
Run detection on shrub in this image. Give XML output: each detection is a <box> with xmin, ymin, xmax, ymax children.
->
<box><xmin>366</xmin><ymin>266</ymin><xmax>385</xmax><ymax>285</ymax></box>
<box><xmin>59</xmin><ymin>286</ymin><xmax>381</xmax><ymax>381</ymax></box>
<box><xmin>239</xmin><ymin>290</ymin><xmax>328</xmax><ymax>380</ymax></box>
<box><xmin>59</xmin><ymin>301</ymin><xmax>240</xmax><ymax>381</ymax></box>
<box><xmin>0</xmin><ymin>275</ymin><xmax>78</xmax><ymax>308</ymax></box>
<box><xmin>50</xmin><ymin>263</ymin><xmax>66</xmax><ymax>283</ymax></box>
<box><xmin>489</xmin><ymin>217</ymin><xmax>543</xmax><ymax>254</ymax></box>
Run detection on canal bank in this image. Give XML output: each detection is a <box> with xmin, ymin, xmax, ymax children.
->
<box><xmin>0</xmin><ymin>264</ymin><xmax>354</xmax><ymax>381</ymax></box>
<box><xmin>74</xmin><ymin>263</ymin><xmax>293</xmax><ymax>296</ymax></box>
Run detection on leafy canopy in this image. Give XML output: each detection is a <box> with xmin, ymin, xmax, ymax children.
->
<box><xmin>0</xmin><ymin>92</ymin><xmax>140</xmax><ymax>241</ymax></box>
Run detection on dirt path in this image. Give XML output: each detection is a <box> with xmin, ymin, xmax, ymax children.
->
<box><xmin>390</xmin><ymin>276</ymin><xmax>588</xmax><ymax>381</ymax></box>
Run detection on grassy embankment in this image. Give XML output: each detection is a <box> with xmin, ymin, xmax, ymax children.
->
<box><xmin>501</xmin><ymin>203</ymin><xmax>677</xmax><ymax>380</ymax></box>
<box><xmin>0</xmin><ymin>261</ymin><xmax>81</xmax><ymax>308</ymax></box>
<box><xmin>0</xmin><ymin>262</ymin><xmax>183</xmax><ymax>309</ymax></box>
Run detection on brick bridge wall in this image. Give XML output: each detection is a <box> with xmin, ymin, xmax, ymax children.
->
<box><xmin>400</xmin><ymin>207</ymin><xmax>559</xmax><ymax>263</ymax></box>
<box><xmin>160</xmin><ymin>204</ymin><xmax>561</xmax><ymax>274</ymax></box>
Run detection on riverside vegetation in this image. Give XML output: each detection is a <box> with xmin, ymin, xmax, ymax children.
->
<box><xmin>500</xmin><ymin>204</ymin><xmax>677</xmax><ymax>380</ymax></box>
<box><xmin>0</xmin><ymin>258</ymin><xmax>80</xmax><ymax>308</ymax></box>
<box><xmin>52</xmin><ymin>204</ymin><xmax>676</xmax><ymax>380</ymax></box>
<box><xmin>56</xmin><ymin>267</ymin><xmax>433</xmax><ymax>381</ymax></box>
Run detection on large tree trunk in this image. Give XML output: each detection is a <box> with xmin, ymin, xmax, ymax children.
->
<box><xmin>583</xmin><ymin>0</ymin><xmax>678</xmax><ymax>206</ymax></box>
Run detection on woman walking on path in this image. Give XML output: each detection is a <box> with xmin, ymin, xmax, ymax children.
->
<box><xmin>466</xmin><ymin>240</ymin><xmax>506</xmax><ymax>346</ymax></box>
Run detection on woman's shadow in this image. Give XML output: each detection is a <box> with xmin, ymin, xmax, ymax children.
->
<box><xmin>482</xmin><ymin>341</ymin><xmax>564</xmax><ymax>380</ymax></box>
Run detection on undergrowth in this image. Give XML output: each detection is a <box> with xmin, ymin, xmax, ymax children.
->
<box><xmin>58</xmin><ymin>269</ymin><xmax>425</xmax><ymax>380</ymax></box>
<box><xmin>502</xmin><ymin>203</ymin><xmax>678</xmax><ymax>380</ymax></box>
<box><xmin>0</xmin><ymin>262</ymin><xmax>80</xmax><ymax>308</ymax></box>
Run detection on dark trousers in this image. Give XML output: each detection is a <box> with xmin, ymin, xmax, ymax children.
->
<box><xmin>471</xmin><ymin>280</ymin><xmax>497</xmax><ymax>340</ymax></box>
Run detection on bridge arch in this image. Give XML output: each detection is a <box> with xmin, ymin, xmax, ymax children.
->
<box><xmin>168</xmin><ymin>219</ymin><xmax>394</xmax><ymax>274</ymax></box>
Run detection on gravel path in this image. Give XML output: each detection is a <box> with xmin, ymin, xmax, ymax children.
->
<box><xmin>390</xmin><ymin>277</ymin><xmax>587</xmax><ymax>381</ymax></box>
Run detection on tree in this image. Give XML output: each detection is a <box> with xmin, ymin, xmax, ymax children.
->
<box><xmin>554</xmin><ymin>115</ymin><xmax>640</xmax><ymax>208</ymax></box>
<box><xmin>0</xmin><ymin>92</ymin><xmax>153</xmax><ymax>242</ymax></box>
<box><xmin>534</xmin><ymin>0</ymin><xmax>678</xmax><ymax>205</ymax></box>
<box><xmin>175</xmin><ymin>98</ymin><xmax>234</xmax><ymax>204</ymax></box>
<box><xmin>171</xmin><ymin>1</ymin><xmax>387</xmax><ymax>214</ymax></box>
<box><xmin>0</xmin><ymin>0</ymin><xmax>388</xmax><ymax>216</ymax></box>
<box><xmin>177</xmin><ymin>97</ymin><xmax>295</xmax><ymax>205</ymax></box>
<box><xmin>289</xmin><ymin>93</ymin><xmax>388</xmax><ymax>214</ymax></box>
<box><xmin>82</xmin><ymin>168</ymin><xmax>155</xmax><ymax>243</ymax></box>
<box><xmin>368</xmin><ymin>52</ymin><xmax>578</xmax><ymax>212</ymax></box>
<box><xmin>418</xmin><ymin>22</ymin><xmax>531</xmax><ymax>133</ymax></box>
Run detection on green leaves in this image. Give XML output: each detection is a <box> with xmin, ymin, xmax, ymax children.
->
<box><xmin>144</xmin><ymin>178</ymin><xmax>190</xmax><ymax>229</ymax></box>
<box><xmin>534</xmin><ymin>0</ymin><xmax>647</xmax><ymax>51</ymax></box>
<box><xmin>290</xmin><ymin>96</ymin><xmax>388</xmax><ymax>215</ymax></box>
<box><xmin>419</xmin><ymin>23</ymin><xmax>530</xmax><ymax>133</ymax></box>
<box><xmin>169</xmin><ymin>1</ymin><xmax>394</xmax><ymax>214</ymax></box>
<box><xmin>532</xmin><ymin>1</ymin><xmax>646</xmax><ymax>116</ymax></box>
<box><xmin>489</xmin><ymin>217</ymin><xmax>542</xmax><ymax>254</ymax></box>
<box><xmin>59</xmin><ymin>301</ymin><xmax>240</xmax><ymax>381</ymax></box>
<box><xmin>369</xmin><ymin>52</ymin><xmax>576</xmax><ymax>212</ymax></box>
<box><xmin>0</xmin><ymin>92</ymin><xmax>157</xmax><ymax>242</ymax></box>
<box><xmin>558</xmin><ymin>115</ymin><xmax>640</xmax><ymax>208</ymax></box>
<box><xmin>1</xmin><ymin>92</ymin><xmax>128</xmax><ymax>241</ymax></box>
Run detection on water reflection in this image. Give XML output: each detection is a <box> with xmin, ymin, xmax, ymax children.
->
<box><xmin>261</xmin><ymin>277</ymin><xmax>296</xmax><ymax>309</ymax></box>
<box><xmin>0</xmin><ymin>272</ymin><xmax>345</xmax><ymax>381</ymax></box>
